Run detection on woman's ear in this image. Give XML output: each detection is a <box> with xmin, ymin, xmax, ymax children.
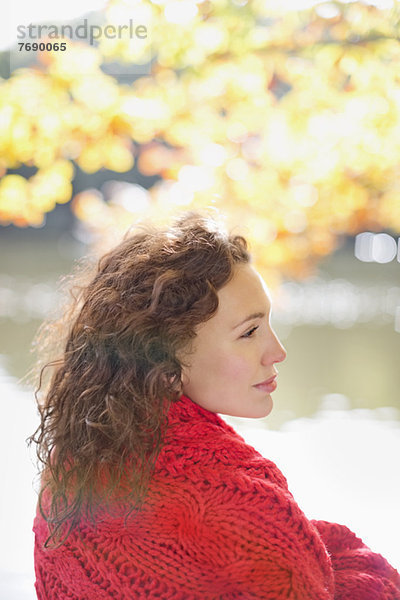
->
<box><xmin>170</xmin><ymin>374</ymin><xmax>182</xmax><ymax>388</ymax></box>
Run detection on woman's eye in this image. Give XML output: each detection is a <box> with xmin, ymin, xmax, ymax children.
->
<box><xmin>241</xmin><ymin>326</ymin><xmax>259</xmax><ymax>339</ymax></box>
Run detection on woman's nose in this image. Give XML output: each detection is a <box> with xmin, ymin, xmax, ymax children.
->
<box><xmin>274</xmin><ymin>336</ymin><xmax>287</xmax><ymax>363</ymax></box>
<box><xmin>262</xmin><ymin>330</ymin><xmax>287</xmax><ymax>365</ymax></box>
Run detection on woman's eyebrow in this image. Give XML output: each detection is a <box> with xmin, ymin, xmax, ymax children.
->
<box><xmin>232</xmin><ymin>311</ymin><xmax>266</xmax><ymax>330</ymax></box>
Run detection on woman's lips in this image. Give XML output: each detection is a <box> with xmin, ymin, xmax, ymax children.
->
<box><xmin>253</xmin><ymin>376</ymin><xmax>277</xmax><ymax>393</ymax></box>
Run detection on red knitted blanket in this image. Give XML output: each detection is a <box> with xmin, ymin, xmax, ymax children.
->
<box><xmin>33</xmin><ymin>394</ymin><xmax>400</xmax><ymax>599</ymax></box>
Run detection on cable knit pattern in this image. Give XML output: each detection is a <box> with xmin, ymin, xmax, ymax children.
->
<box><xmin>33</xmin><ymin>394</ymin><xmax>400</xmax><ymax>599</ymax></box>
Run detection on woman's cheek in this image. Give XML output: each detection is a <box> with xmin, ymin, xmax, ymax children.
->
<box><xmin>222</xmin><ymin>355</ymin><xmax>251</xmax><ymax>380</ymax></box>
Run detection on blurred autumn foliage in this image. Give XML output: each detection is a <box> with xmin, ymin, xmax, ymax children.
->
<box><xmin>1</xmin><ymin>0</ymin><xmax>400</xmax><ymax>283</ymax></box>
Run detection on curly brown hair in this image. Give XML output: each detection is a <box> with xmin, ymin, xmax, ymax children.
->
<box><xmin>29</xmin><ymin>211</ymin><xmax>250</xmax><ymax>546</ymax></box>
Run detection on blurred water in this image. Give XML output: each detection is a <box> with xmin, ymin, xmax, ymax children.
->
<box><xmin>1</xmin><ymin>236</ymin><xmax>400</xmax><ymax>429</ymax></box>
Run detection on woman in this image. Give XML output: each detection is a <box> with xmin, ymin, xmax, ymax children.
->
<box><xmin>32</xmin><ymin>212</ymin><xmax>400</xmax><ymax>599</ymax></box>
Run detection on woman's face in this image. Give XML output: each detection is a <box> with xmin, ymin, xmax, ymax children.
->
<box><xmin>180</xmin><ymin>264</ymin><xmax>287</xmax><ymax>418</ymax></box>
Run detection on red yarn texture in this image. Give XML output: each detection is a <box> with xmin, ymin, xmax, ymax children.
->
<box><xmin>33</xmin><ymin>394</ymin><xmax>400</xmax><ymax>599</ymax></box>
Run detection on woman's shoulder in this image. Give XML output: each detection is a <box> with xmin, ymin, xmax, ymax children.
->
<box><xmin>156</xmin><ymin>394</ymin><xmax>288</xmax><ymax>491</ymax></box>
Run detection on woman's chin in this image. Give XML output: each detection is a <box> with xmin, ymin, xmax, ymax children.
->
<box><xmin>232</xmin><ymin>395</ymin><xmax>273</xmax><ymax>419</ymax></box>
<box><xmin>255</xmin><ymin>395</ymin><xmax>273</xmax><ymax>418</ymax></box>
